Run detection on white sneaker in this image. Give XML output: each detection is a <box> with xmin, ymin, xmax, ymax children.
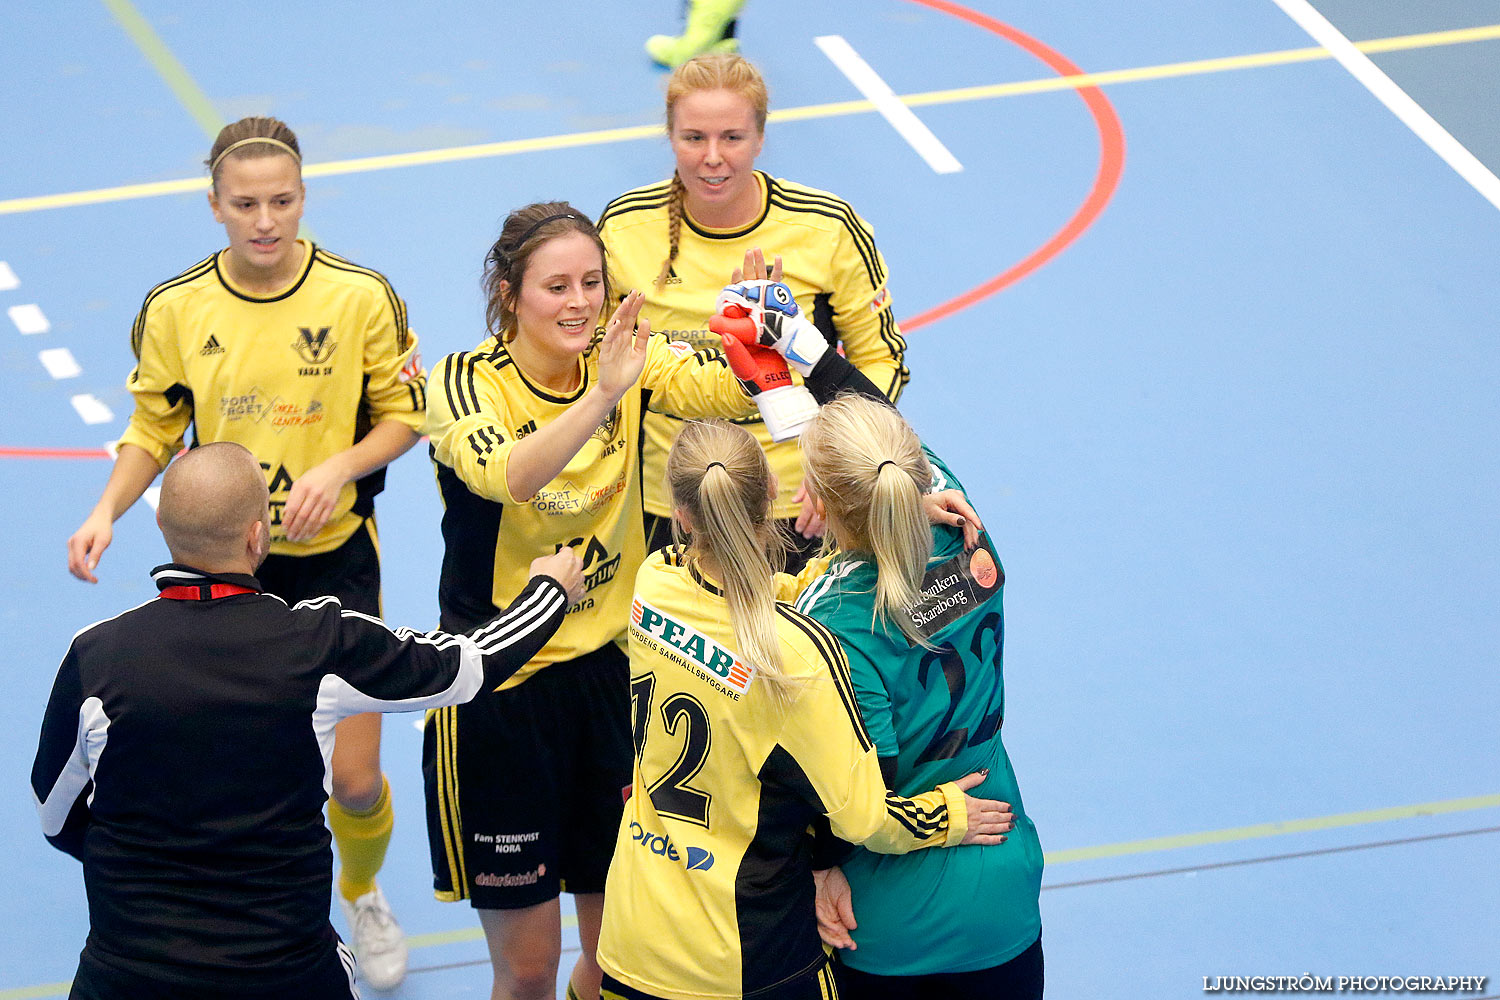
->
<box><xmin>339</xmin><ymin>882</ymin><xmax>408</xmax><ymax>991</ymax></box>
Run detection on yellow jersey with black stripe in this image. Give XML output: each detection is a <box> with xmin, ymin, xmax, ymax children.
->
<box><xmin>117</xmin><ymin>241</ymin><xmax>427</xmax><ymax>556</ymax></box>
<box><xmin>424</xmin><ymin>334</ymin><xmax>753</xmax><ymax>687</ymax></box>
<box><xmin>597</xmin><ymin>548</ymin><xmax>967</xmax><ymax>1000</ymax></box>
<box><xmin>598</xmin><ymin>171</ymin><xmax>908</xmax><ymax>520</ymax></box>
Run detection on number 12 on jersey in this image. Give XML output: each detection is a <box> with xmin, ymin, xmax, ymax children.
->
<box><xmin>631</xmin><ymin>672</ymin><xmax>714</xmax><ymax>827</ymax></box>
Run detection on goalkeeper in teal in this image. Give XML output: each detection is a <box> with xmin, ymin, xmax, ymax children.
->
<box><xmin>791</xmin><ymin>393</ymin><xmax>1045</xmax><ymax>999</ymax></box>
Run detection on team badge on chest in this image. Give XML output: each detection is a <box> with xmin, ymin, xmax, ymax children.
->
<box><xmin>293</xmin><ymin>326</ymin><xmax>337</xmax><ymax>375</ymax></box>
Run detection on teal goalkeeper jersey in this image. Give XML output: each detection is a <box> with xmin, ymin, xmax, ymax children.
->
<box><xmin>795</xmin><ymin>449</ymin><xmax>1043</xmax><ymax>975</ymax></box>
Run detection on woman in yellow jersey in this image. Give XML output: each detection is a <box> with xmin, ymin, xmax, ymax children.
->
<box><xmin>598</xmin><ymin>52</ymin><xmax>908</xmax><ymax>571</ymax></box>
<box><xmin>422</xmin><ymin>202</ymin><xmax>766</xmax><ymax>1000</ymax></box>
<box><xmin>596</xmin><ymin>419</ymin><xmax>1010</xmax><ymax>1000</ymax></box>
<box><xmin>64</xmin><ymin>117</ymin><xmax>422</xmax><ymax>991</ymax></box>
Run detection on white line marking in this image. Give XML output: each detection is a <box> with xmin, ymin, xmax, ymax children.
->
<box><xmin>39</xmin><ymin>347</ymin><xmax>81</xmax><ymax>379</ymax></box>
<box><xmin>814</xmin><ymin>35</ymin><xmax>963</xmax><ymax>174</ymax></box>
<box><xmin>9</xmin><ymin>303</ymin><xmax>50</xmax><ymax>334</ymax></box>
<box><xmin>413</xmin><ymin>716</ymin><xmax>426</xmax><ymax>732</ymax></box>
<box><xmin>142</xmin><ymin>485</ymin><xmax>160</xmax><ymax>511</ymax></box>
<box><xmin>0</xmin><ymin>261</ymin><xmax>17</xmax><ymax>290</ymax></box>
<box><xmin>1270</xmin><ymin>0</ymin><xmax>1500</xmax><ymax>212</ymax></box>
<box><xmin>70</xmin><ymin>394</ymin><xmax>114</xmax><ymax>424</ymax></box>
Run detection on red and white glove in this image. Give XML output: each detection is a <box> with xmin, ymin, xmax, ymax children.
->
<box><xmin>710</xmin><ymin>310</ymin><xmax>819</xmax><ymax>442</ymax></box>
<box><xmin>715</xmin><ymin>280</ymin><xmax>829</xmax><ymax>376</ymax></box>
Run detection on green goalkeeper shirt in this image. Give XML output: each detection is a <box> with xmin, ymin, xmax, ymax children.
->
<box><xmin>795</xmin><ymin>448</ymin><xmax>1043</xmax><ymax>975</ymax></box>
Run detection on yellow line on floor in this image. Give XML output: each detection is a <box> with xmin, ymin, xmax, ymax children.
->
<box><xmin>1044</xmin><ymin>791</ymin><xmax>1500</xmax><ymax>864</ymax></box>
<box><xmin>4</xmin><ymin>21</ymin><xmax>1498</xmax><ymax>218</ymax></box>
<box><xmin>100</xmin><ymin>0</ymin><xmax>224</xmax><ymax>139</ymax></box>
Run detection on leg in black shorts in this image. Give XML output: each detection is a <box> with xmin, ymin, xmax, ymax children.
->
<box><xmin>837</xmin><ymin>935</ymin><xmax>1043</xmax><ymax>1000</ymax></box>
<box><xmin>424</xmin><ymin>643</ymin><xmax>633</xmax><ymax>907</ymax></box>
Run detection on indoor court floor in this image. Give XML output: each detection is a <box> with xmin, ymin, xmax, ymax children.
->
<box><xmin>2</xmin><ymin>1</ymin><xmax>1496</xmax><ymax>996</ymax></box>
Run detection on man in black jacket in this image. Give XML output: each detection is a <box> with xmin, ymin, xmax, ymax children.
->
<box><xmin>32</xmin><ymin>442</ymin><xmax>583</xmax><ymax>999</ymax></box>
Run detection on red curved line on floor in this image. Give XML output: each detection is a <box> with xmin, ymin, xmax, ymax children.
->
<box><xmin>0</xmin><ymin>445</ymin><xmax>110</xmax><ymax>459</ymax></box>
<box><xmin>897</xmin><ymin>0</ymin><xmax>1127</xmax><ymax>332</ymax></box>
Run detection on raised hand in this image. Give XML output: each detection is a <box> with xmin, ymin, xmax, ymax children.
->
<box><xmin>596</xmin><ymin>290</ymin><xmax>651</xmax><ymax>402</ymax></box>
<box><xmin>729</xmin><ymin>246</ymin><xmax>783</xmax><ymax>284</ymax></box>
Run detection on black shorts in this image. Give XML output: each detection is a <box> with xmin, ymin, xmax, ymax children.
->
<box><xmin>836</xmin><ymin>934</ymin><xmax>1044</xmax><ymax>1000</ymax></box>
<box><xmin>424</xmin><ymin>642</ymin><xmax>632</xmax><ymax>909</ymax></box>
<box><xmin>257</xmin><ymin>519</ymin><xmax>381</xmax><ymax>617</ymax></box>
<box><xmin>70</xmin><ymin>940</ymin><xmax>358</xmax><ymax>1000</ymax></box>
<box><xmin>643</xmin><ymin>512</ymin><xmax>824</xmax><ymax>575</ymax></box>
<box><xmin>602</xmin><ymin>961</ymin><xmax>841</xmax><ymax>1000</ymax></box>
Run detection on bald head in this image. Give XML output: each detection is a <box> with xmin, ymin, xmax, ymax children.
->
<box><xmin>157</xmin><ymin>443</ymin><xmax>271</xmax><ymax>570</ymax></box>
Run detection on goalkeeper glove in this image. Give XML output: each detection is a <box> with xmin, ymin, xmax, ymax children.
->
<box><xmin>715</xmin><ymin>280</ymin><xmax>829</xmax><ymax>376</ymax></box>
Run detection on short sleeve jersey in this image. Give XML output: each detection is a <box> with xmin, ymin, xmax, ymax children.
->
<box><xmin>597</xmin><ymin>548</ymin><xmax>967</xmax><ymax>1000</ymax></box>
<box><xmin>423</xmin><ymin>334</ymin><xmax>753</xmax><ymax>685</ymax></box>
<box><xmin>117</xmin><ymin>241</ymin><xmax>427</xmax><ymax>556</ymax></box>
<box><xmin>598</xmin><ymin>171</ymin><xmax>908</xmax><ymax>520</ymax></box>
<box><xmin>794</xmin><ymin>450</ymin><xmax>1045</xmax><ymax>976</ymax></box>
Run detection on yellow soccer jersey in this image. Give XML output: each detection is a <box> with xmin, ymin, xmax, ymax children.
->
<box><xmin>424</xmin><ymin>334</ymin><xmax>753</xmax><ymax>687</ymax></box>
<box><xmin>117</xmin><ymin>241</ymin><xmax>426</xmax><ymax>556</ymax></box>
<box><xmin>599</xmin><ymin>171</ymin><xmax>909</xmax><ymax>520</ymax></box>
<box><xmin>597</xmin><ymin>548</ymin><xmax>967</xmax><ymax>1000</ymax></box>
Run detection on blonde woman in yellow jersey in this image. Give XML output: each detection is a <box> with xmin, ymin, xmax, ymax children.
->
<box><xmin>596</xmin><ymin>419</ymin><xmax>1011</xmax><ymax>1000</ymax></box>
<box><xmin>597</xmin><ymin>52</ymin><xmax>908</xmax><ymax>571</ymax></box>
<box><xmin>64</xmin><ymin>117</ymin><xmax>424</xmax><ymax>991</ymax></box>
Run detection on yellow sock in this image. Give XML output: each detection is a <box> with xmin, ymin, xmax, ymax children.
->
<box><xmin>328</xmin><ymin>774</ymin><xmax>393</xmax><ymax>902</ymax></box>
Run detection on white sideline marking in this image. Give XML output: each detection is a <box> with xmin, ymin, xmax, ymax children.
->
<box><xmin>0</xmin><ymin>261</ymin><xmax>17</xmax><ymax>290</ymax></box>
<box><xmin>9</xmin><ymin>303</ymin><xmax>50</xmax><ymax>334</ymax></box>
<box><xmin>71</xmin><ymin>394</ymin><xmax>114</xmax><ymax>425</ymax></box>
<box><xmin>143</xmin><ymin>485</ymin><xmax>160</xmax><ymax>510</ymax></box>
<box><xmin>1270</xmin><ymin>0</ymin><xmax>1500</xmax><ymax>213</ymax></box>
<box><xmin>814</xmin><ymin>35</ymin><xmax>963</xmax><ymax>174</ymax></box>
<box><xmin>39</xmin><ymin>347</ymin><xmax>81</xmax><ymax>379</ymax></box>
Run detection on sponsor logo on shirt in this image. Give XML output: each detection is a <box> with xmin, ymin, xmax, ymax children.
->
<box><xmin>906</xmin><ymin>533</ymin><xmax>1004</xmax><ymax>637</ymax></box>
<box><xmin>474</xmin><ymin>863</ymin><xmax>546</xmax><ymax>888</ymax></box>
<box><xmin>220</xmin><ymin>387</ymin><xmax>274</xmax><ymax>422</ymax></box>
<box><xmin>868</xmin><ymin>288</ymin><xmax>889</xmax><ymax>313</ymax></box>
<box><xmin>200</xmin><ymin>334</ymin><xmax>225</xmax><ymax>356</ymax></box>
<box><xmin>626</xmin><ymin>821</ymin><xmax>714</xmax><ymax>871</ymax></box>
<box><xmin>631</xmin><ymin>599</ymin><xmax>753</xmax><ymax>699</ymax></box>
<box><xmin>514</xmin><ymin>419</ymin><xmax>538</xmax><ymax>439</ymax></box>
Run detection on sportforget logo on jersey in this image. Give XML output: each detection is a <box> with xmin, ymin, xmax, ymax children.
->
<box><xmin>626</xmin><ymin>821</ymin><xmax>715</xmax><ymax>871</ymax></box>
<box><xmin>631</xmin><ymin>599</ymin><xmax>753</xmax><ymax>698</ymax></box>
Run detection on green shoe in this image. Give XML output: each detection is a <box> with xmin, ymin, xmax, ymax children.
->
<box><xmin>646</xmin><ymin>32</ymin><xmax>740</xmax><ymax>68</ymax></box>
<box><xmin>646</xmin><ymin>0</ymin><xmax>746</xmax><ymax>67</ymax></box>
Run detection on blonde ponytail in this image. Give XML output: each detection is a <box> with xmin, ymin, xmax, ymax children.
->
<box><xmin>801</xmin><ymin>395</ymin><xmax>934</xmax><ymax>645</ymax></box>
<box><xmin>668</xmin><ymin>420</ymin><xmax>797</xmax><ymax>704</ymax></box>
